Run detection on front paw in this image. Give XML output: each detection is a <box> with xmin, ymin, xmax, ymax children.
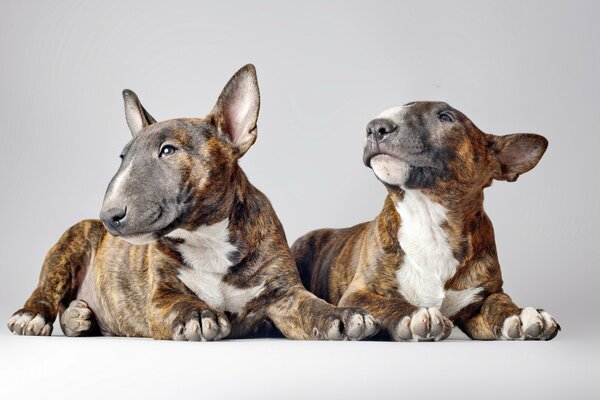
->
<box><xmin>392</xmin><ymin>307</ymin><xmax>453</xmax><ymax>342</ymax></box>
<box><xmin>172</xmin><ymin>309</ymin><xmax>231</xmax><ymax>341</ymax></box>
<box><xmin>313</xmin><ymin>308</ymin><xmax>379</xmax><ymax>341</ymax></box>
<box><xmin>497</xmin><ymin>307</ymin><xmax>560</xmax><ymax>341</ymax></box>
<box><xmin>7</xmin><ymin>310</ymin><xmax>53</xmax><ymax>336</ymax></box>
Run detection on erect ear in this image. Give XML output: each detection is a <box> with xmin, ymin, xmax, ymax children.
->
<box><xmin>487</xmin><ymin>133</ymin><xmax>548</xmax><ymax>182</ymax></box>
<box><xmin>209</xmin><ymin>64</ymin><xmax>260</xmax><ymax>156</ymax></box>
<box><xmin>122</xmin><ymin>89</ymin><xmax>156</xmax><ymax>136</ymax></box>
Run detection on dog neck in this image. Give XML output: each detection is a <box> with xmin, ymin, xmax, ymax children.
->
<box><xmin>378</xmin><ymin>186</ymin><xmax>487</xmax><ymax>258</ymax></box>
<box><xmin>177</xmin><ymin>164</ymin><xmax>250</xmax><ymax>226</ymax></box>
<box><xmin>164</xmin><ymin>164</ymin><xmax>268</xmax><ymax>257</ymax></box>
<box><xmin>391</xmin><ymin>183</ymin><xmax>484</xmax><ymax>218</ymax></box>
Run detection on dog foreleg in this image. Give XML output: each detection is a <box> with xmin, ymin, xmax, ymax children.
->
<box><xmin>458</xmin><ymin>292</ymin><xmax>560</xmax><ymax>340</ymax></box>
<box><xmin>339</xmin><ymin>289</ymin><xmax>453</xmax><ymax>341</ymax></box>
<box><xmin>7</xmin><ymin>220</ymin><xmax>104</xmax><ymax>336</ymax></box>
<box><xmin>148</xmin><ymin>285</ymin><xmax>232</xmax><ymax>341</ymax></box>
<box><xmin>266</xmin><ymin>284</ymin><xmax>378</xmax><ymax>341</ymax></box>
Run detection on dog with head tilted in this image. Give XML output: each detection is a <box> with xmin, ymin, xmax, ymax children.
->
<box><xmin>292</xmin><ymin>101</ymin><xmax>560</xmax><ymax>341</ymax></box>
<box><xmin>7</xmin><ymin>65</ymin><xmax>378</xmax><ymax>341</ymax></box>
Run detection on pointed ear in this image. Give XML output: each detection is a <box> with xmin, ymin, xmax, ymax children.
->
<box><xmin>487</xmin><ymin>133</ymin><xmax>548</xmax><ymax>182</ymax></box>
<box><xmin>209</xmin><ymin>64</ymin><xmax>260</xmax><ymax>156</ymax></box>
<box><xmin>122</xmin><ymin>89</ymin><xmax>156</xmax><ymax>136</ymax></box>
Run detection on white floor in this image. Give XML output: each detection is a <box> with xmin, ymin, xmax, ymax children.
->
<box><xmin>0</xmin><ymin>329</ymin><xmax>597</xmax><ymax>400</ymax></box>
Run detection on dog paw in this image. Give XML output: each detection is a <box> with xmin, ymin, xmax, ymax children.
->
<box><xmin>60</xmin><ymin>299</ymin><xmax>95</xmax><ymax>337</ymax></box>
<box><xmin>392</xmin><ymin>307</ymin><xmax>453</xmax><ymax>342</ymax></box>
<box><xmin>7</xmin><ymin>311</ymin><xmax>53</xmax><ymax>336</ymax></box>
<box><xmin>172</xmin><ymin>309</ymin><xmax>231</xmax><ymax>341</ymax></box>
<box><xmin>498</xmin><ymin>307</ymin><xmax>560</xmax><ymax>341</ymax></box>
<box><xmin>312</xmin><ymin>308</ymin><xmax>379</xmax><ymax>341</ymax></box>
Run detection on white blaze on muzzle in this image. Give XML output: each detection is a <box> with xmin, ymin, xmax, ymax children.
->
<box><xmin>105</xmin><ymin>157</ymin><xmax>134</xmax><ymax>204</ymax></box>
<box><xmin>376</xmin><ymin>104</ymin><xmax>410</xmax><ymax>122</ymax></box>
<box><xmin>368</xmin><ymin>104</ymin><xmax>416</xmax><ymax>186</ymax></box>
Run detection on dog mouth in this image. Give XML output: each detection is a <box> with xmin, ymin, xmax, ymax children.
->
<box><xmin>365</xmin><ymin>151</ymin><xmax>405</xmax><ymax>168</ymax></box>
<box><xmin>104</xmin><ymin>208</ymin><xmax>184</xmax><ymax>244</ymax></box>
<box><xmin>119</xmin><ymin>218</ymin><xmax>180</xmax><ymax>245</ymax></box>
<box><xmin>365</xmin><ymin>149</ymin><xmax>442</xmax><ymax>171</ymax></box>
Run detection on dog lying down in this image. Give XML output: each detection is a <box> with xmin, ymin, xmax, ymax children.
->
<box><xmin>293</xmin><ymin>101</ymin><xmax>560</xmax><ymax>341</ymax></box>
<box><xmin>7</xmin><ymin>65</ymin><xmax>378</xmax><ymax>341</ymax></box>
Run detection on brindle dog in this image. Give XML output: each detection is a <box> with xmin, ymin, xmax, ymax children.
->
<box><xmin>7</xmin><ymin>65</ymin><xmax>378</xmax><ymax>341</ymax></box>
<box><xmin>292</xmin><ymin>102</ymin><xmax>560</xmax><ymax>341</ymax></box>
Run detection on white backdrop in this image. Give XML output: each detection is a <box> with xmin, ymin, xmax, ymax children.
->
<box><xmin>1</xmin><ymin>1</ymin><xmax>599</xmax><ymax>399</ymax></box>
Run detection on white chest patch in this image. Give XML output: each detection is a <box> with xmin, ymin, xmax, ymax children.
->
<box><xmin>167</xmin><ymin>219</ymin><xmax>264</xmax><ymax>314</ymax></box>
<box><xmin>395</xmin><ymin>190</ymin><xmax>481</xmax><ymax>316</ymax></box>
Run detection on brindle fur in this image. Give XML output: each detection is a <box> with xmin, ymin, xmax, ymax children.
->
<box><xmin>293</xmin><ymin>101</ymin><xmax>560</xmax><ymax>341</ymax></box>
<box><xmin>8</xmin><ymin>65</ymin><xmax>378</xmax><ymax>341</ymax></box>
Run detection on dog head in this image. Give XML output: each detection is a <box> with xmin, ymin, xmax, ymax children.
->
<box><xmin>364</xmin><ymin>101</ymin><xmax>548</xmax><ymax>195</ymax></box>
<box><xmin>99</xmin><ymin>64</ymin><xmax>260</xmax><ymax>244</ymax></box>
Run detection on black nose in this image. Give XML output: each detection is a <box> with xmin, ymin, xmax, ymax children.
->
<box><xmin>100</xmin><ymin>207</ymin><xmax>127</xmax><ymax>233</ymax></box>
<box><xmin>366</xmin><ymin>118</ymin><xmax>396</xmax><ymax>142</ymax></box>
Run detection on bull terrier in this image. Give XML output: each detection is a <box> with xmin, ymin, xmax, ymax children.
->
<box><xmin>7</xmin><ymin>65</ymin><xmax>378</xmax><ymax>341</ymax></box>
<box><xmin>292</xmin><ymin>101</ymin><xmax>560</xmax><ymax>341</ymax></box>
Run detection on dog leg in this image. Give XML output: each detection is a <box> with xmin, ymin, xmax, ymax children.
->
<box><xmin>148</xmin><ymin>290</ymin><xmax>231</xmax><ymax>341</ymax></box>
<box><xmin>59</xmin><ymin>299</ymin><xmax>98</xmax><ymax>337</ymax></box>
<box><xmin>339</xmin><ymin>289</ymin><xmax>453</xmax><ymax>341</ymax></box>
<box><xmin>7</xmin><ymin>220</ymin><xmax>104</xmax><ymax>336</ymax></box>
<box><xmin>458</xmin><ymin>292</ymin><xmax>560</xmax><ymax>340</ymax></box>
<box><xmin>267</xmin><ymin>286</ymin><xmax>379</xmax><ymax>340</ymax></box>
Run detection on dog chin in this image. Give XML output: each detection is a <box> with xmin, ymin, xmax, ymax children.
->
<box><xmin>121</xmin><ymin>233</ymin><xmax>157</xmax><ymax>246</ymax></box>
<box><xmin>370</xmin><ymin>154</ymin><xmax>411</xmax><ymax>186</ymax></box>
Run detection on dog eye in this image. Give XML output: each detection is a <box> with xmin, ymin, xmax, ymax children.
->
<box><xmin>119</xmin><ymin>154</ymin><xmax>124</xmax><ymax>159</ymax></box>
<box><xmin>439</xmin><ymin>112</ymin><xmax>454</xmax><ymax>122</ymax></box>
<box><xmin>159</xmin><ymin>145</ymin><xmax>177</xmax><ymax>158</ymax></box>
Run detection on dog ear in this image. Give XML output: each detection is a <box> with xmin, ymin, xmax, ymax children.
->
<box><xmin>209</xmin><ymin>64</ymin><xmax>260</xmax><ymax>156</ymax></box>
<box><xmin>122</xmin><ymin>89</ymin><xmax>156</xmax><ymax>136</ymax></box>
<box><xmin>487</xmin><ymin>133</ymin><xmax>548</xmax><ymax>182</ymax></box>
